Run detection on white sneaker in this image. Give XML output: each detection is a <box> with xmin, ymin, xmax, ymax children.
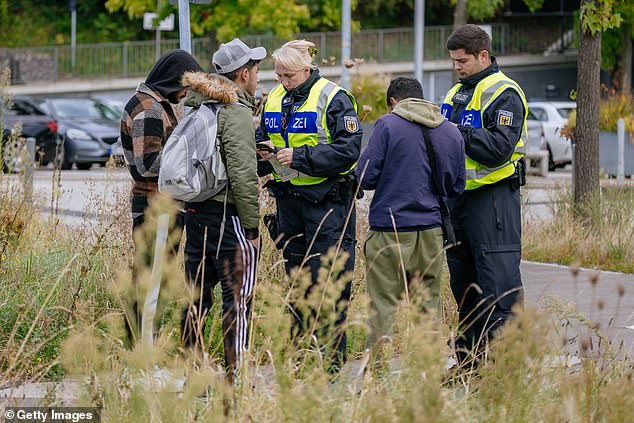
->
<box><xmin>138</xmin><ymin>365</ymin><xmax>186</xmax><ymax>393</ymax></box>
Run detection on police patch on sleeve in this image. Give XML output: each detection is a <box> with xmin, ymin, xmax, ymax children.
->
<box><xmin>498</xmin><ymin>110</ymin><xmax>514</xmax><ymax>126</ymax></box>
<box><xmin>344</xmin><ymin>116</ymin><xmax>360</xmax><ymax>133</ymax></box>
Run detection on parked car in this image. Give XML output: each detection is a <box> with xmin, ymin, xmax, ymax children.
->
<box><xmin>37</xmin><ymin>96</ymin><xmax>121</xmax><ymax>170</ymax></box>
<box><xmin>94</xmin><ymin>98</ymin><xmax>124</xmax><ymax>120</ymax></box>
<box><xmin>527</xmin><ymin>101</ymin><xmax>576</xmax><ymax>170</ymax></box>
<box><xmin>1</xmin><ymin>95</ymin><xmax>60</xmax><ymax>173</ymax></box>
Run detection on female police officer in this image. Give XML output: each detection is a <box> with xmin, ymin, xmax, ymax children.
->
<box><xmin>256</xmin><ymin>39</ymin><xmax>362</xmax><ymax>374</ymax></box>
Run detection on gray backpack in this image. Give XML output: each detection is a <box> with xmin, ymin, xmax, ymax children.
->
<box><xmin>158</xmin><ymin>102</ymin><xmax>227</xmax><ymax>202</ymax></box>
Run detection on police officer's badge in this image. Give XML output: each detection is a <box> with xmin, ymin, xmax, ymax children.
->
<box><xmin>344</xmin><ymin>116</ymin><xmax>359</xmax><ymax>133</ymax></box>
<box><xmin>498</xmin><ymin>110</ymin><xmax>514</xmax><ymax>126</ymax></box>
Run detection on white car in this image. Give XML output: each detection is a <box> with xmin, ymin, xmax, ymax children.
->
<box><xmin>527</xmin><ymin>101</ymin><xmax>576</xmax><ymax>170</ymax></box>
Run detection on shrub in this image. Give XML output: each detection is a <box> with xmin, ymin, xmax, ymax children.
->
<box><xmin>350</xmin><ymin>74</ymin><xmax>390</xmax><ymax>122</ymax></box>
<box><xmin>561</xmin><ymin>90</ymin><xmax>634</xmax><ymax>140</ymax></box>
<box><xmin>599</xmin><ymin>89</ymin><xmax>634</xmax><ymax>133</ymax></box>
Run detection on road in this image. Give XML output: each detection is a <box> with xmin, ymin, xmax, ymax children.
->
<box><xmin>20</xmin><ymin>167</ymin><xmax>586</xmax><ymax>225</ymax></box>
<box><xmin>25</xmin><ymin>166</ymin><xmax>130</xmax><ymax>226</ymax></box>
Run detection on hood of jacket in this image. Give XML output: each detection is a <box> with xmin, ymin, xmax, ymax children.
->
<box><xmin>391</xmin><ymin>98</ymin><xmax>446</xmax><ymax>128</ymax></box>
<box><xmin>145</xmin><ymin>49</ymin><xmax>203</xmax><ymax>102</ymax></box>
<box><xmin>182</xmin><ymin>72</ymin><xmax>241</xmax><ymax>107</ymax></box>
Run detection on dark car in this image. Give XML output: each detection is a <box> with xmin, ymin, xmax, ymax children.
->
<box><xmin>1</xmin><ymin>95</ymin><xmax>60</xmax><ymax>173</ymax></box>
<box><xmin>37</xmin><ymin>96</ymin><xmax>121</xmax><ymax>170</ymax></box>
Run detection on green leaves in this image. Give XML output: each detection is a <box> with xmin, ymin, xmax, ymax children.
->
<box><xmin>580</xmin><ymin>0</ymin><xmax>623</xmax><ymax>35</ymax></box>
<box><xmin>466</xmin><ymin>0</ymin><xmax>504</xmax><ymax>22</ymax></box>
<box><xmin>522</xmin><ymin>0</ymin><xmax>546</xmax><ymax>13</ymax></box>
<box><xmin>106</xmin><ymin>0</ymin><xmax>313</xmax><ymax>41</ymax></box>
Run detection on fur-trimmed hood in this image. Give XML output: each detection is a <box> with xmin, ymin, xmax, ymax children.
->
<box><xmin>182</xmin><ymin>71</ymin><xmax>240</xmax><ymax>107</ymax></box>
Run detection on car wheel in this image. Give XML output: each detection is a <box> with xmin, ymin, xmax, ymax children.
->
<box><xmin>547</xmin><ymin>146</ymin><xmax>556</xmax><ymax>172</ymax></box>
<box><xmin>1</xmin><ymin>135</ymin><xmax>27</xmax><ymax>173</ymax></box>
<box><xmin>76</xmin><ymin>162</ymin><xmax>92</xmax><ymax>170</ymax></box>
<box><xmin>53</xmin><ymin>145</ymin><xmax>72</xmax><ymax>170</ymax></box>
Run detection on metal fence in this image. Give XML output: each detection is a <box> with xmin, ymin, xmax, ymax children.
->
<box><xmin>0</xmin><ymin>21</ymin><xmax>573</xmax><ymax>83</ymax></box>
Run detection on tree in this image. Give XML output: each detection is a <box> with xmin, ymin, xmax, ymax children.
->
<box><xmin>106</xmin><ymin>0</ymin><xmax>311</xmax><ymax>42</ymax></box>
<box><xmin>453</xmin><ymin>0</ymin><xmax>467</xmax><ymax>29</ymax></box>
<box><xmin>623</xmin><ymin>23</ymin><xmax>632</xmax><ymax>92</ymax></box>
<box><xmin>451</xmin><ymin>0</ymin><xmax>546</xmax><ymax>27</ymax></box>
<box><xmin>574</xmin><ymin>0</ymin><xmax>622</xmax><ymax>212</ymax></box>
<box><xmin>449</xmin><ymin>0</ymin><xmax>545</xmax><ymax>82</ymax></box>
<box><xmin>601</xmin><ymin>1</ymin><xmax>633</xmax><ymax>93</ymax></box>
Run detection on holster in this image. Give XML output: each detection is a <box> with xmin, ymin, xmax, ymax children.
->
<box><xmin>264</xmin><ymin>179</ymin><xmax>286</xmax><ymax>198</ymax></box>
<box><xmin>510</xmin><ymin>157</ymin><xmax>527</xmax><ymax>190</ymax></box>
<box><xmin>328</xmin><ymin>174</ymin><xmax>363</xmax><ymax>203</ymax></box>
<box><xmin>517</xmin><ymin>157</ymin><xmax>527</xmax><ymax>187</ymax></box>
<box><xmin>263</xmin><ymin>212</ymin><xmax>283</xmax><ymax>249</ymax></box>
<box><xmin>440</xmin><ymin>202</ymin><xmax>457</xmax><ymax>248</ymax></box>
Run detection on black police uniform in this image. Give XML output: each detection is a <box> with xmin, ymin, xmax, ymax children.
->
<box><xmin>257</xmin><ymin>69</ymin><xmax>362</xmax><ymax>372</ymax></box>
<box><xmin>444</xmin><ymin>58</ymin><xmax>526</xmax><ymax>359</ymax></box>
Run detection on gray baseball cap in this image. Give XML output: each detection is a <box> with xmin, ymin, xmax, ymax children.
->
<box><xmin>212</xmin><ymin>38</ymin><xmax>267</xmax><ymax>74</ymax></box>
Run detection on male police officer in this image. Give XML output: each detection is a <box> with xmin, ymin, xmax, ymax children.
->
<box><xmin>441</xmin><ymin>24</ymin><xmax>528</xmax><ymax>366</ymax></box>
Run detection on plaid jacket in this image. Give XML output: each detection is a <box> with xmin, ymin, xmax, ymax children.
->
<box><xmin>121</xmin><ymin>83</ymin><xmax>178</xmax><ymax>198</ymax></box>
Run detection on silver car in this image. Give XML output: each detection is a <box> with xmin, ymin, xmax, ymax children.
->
<box><xmin>527</xmin><ymin>101</ymin><xmax>576</xmax><ymax>170</ymax></box>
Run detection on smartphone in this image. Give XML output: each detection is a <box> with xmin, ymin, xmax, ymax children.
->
<box><xmin>256</xmin><ymin>142</ymin><xmax>279</xmax><ymax>153</ymax></box>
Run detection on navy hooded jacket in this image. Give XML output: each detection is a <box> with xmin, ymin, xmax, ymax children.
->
<box><xmin>356</xmin><ymin>98</ymin><xmax>465</xmax><ymax>231</ymax></box>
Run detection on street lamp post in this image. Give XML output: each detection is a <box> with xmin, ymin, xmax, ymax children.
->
<box><xmin>69</xmin><ymin>0</ymin><xmax>77</xmax><ymax>72</ymax></box>
<box><xmin>177</xmin><ymin>0</ymin><xmax>192</xmax><ymax>53</ymax></box>
<box><xmin>156</xmin><ymin>0</ymin><xmax>162</xmax><ymax>60</ymax></box>
<box><xmin>341</xmin><ymin>0</ymin><xmax>351</xmax><ymax>90</ymax></box>
<box><xmin>414</xmin><ymin>0</ymin><xmax>425</xmax><ymax>87</ymax></box>
<box><xmin>169</xmin><ymin>0</ymin><xmax>212</xmax><ymax>53</ymax></box>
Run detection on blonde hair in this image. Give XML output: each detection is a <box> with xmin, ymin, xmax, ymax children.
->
<box><xmin>272</xmin><ymin>39</ymin><xmax>318</xmax><ymax>71</ymax></box>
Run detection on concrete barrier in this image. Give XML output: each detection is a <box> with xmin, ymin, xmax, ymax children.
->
<box><xmin>599</xmin><ymin>130</ymin><xmax>633</xmax><ymax>177</ymax></box>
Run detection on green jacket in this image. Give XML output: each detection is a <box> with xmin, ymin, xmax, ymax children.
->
<box><xmin>182</xmin><ymin>72</ymin><xmax>259</xmax><ymax>232</ymax></box>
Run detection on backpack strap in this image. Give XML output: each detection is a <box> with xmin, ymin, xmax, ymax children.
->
<box><xmin>419</xmin><ymin>125</ymin><xmax>456</xmax><ymax>248</ymax></box>
<box><xmin>216</xmin><ymin>187</ymin><xmax>229</xmax><ymax>260</ymax></box>
<box><xmin>212</xmin><ymin>100</ymin><xmax>251</xmax><ymax>259</ymax></box>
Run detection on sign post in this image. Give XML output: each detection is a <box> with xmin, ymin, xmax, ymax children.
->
<box><xmin>143</xmin><ymin>12</ymin><xmax>175</xmax><ymax>59</ymax></box>
<box><xmin>25</xmin><ymin>137</ymin><xmax>35</xmax><ymax>203</ymax></box>
<box><xmin>68</xmin><ymin>0</ymin><xmax>77</xmax><ymax>72</ymax></box>
<box><xmin>168</xmin><ymin>0</ymin><xmax>211</xmax><ymax>54</ymax></box>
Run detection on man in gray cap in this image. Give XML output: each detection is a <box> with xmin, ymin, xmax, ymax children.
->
<box><xmin>179</xmin><ymin>39</ymin><xmax>266</xmax><ymax>380</ymax></box>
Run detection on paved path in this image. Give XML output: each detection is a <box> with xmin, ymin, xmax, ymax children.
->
<box><xmin>522</xmin><ymin>261</ymin><xmax>634</xmax><ymax>356</ymax></box>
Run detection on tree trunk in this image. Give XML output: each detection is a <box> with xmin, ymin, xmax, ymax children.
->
<box><xmin>574</xmin><ymin>1</ymin><xmax>601</xmax><ymax>214</ymax></box>
<box><xmin>208</xmin><ymin>29</ymin><xmax>219</xmax><ymax>71</ymax></box>
<box><xmin>621</xmin><ymin>24</ymin><xmax>632</xmax><ymax>94</ymax></box>
<box><xmin>452</xmin><ymin>0</ymin><xmax>468</xmax><ymax>83</ymax></box>
<box><xmin>453</xmin><ymin>0</ymin><xmax>467</xmax><ymax>30</ymax></box>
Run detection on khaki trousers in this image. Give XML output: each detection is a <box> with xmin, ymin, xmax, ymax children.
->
<box><xmin>365</xmin><ymin>227</ymin><xmax>444</xmax><ymax>347</ymax></box>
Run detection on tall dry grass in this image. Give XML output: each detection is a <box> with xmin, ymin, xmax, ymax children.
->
<box><xmin>523</xmin><ymin>187</ymin><xmax>634</xmax><ymax>273</ymax></box>
<box><xmin>0</xmin><ymin>178</ymin><xmax>630</xmax><ymax>421</ymax></box>
<box><xmin>0</xmin><ymin>134</ymin><xmax>632</xmax><ymax>419</ymax></box>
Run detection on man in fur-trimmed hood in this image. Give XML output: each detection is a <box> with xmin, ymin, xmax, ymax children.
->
<box><xmin>181</xmin><ymin>70</ymin><xmax>260</xmax><ymax>231</ymax></box>
<box><xmin>180</xmin><ymin>39</ymin><xmax>265</xmax><ymax>381</ymax></box>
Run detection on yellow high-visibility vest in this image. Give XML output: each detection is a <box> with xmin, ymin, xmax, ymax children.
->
<box><xmin>263</xmin><ymin>77</ymin><xmax>357</xmax><ymax>186</ymax></box>
<box><xmin>441</xmin><ymin>71</ymin><xmax>527</xmax><ymax>190</ymax></box>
